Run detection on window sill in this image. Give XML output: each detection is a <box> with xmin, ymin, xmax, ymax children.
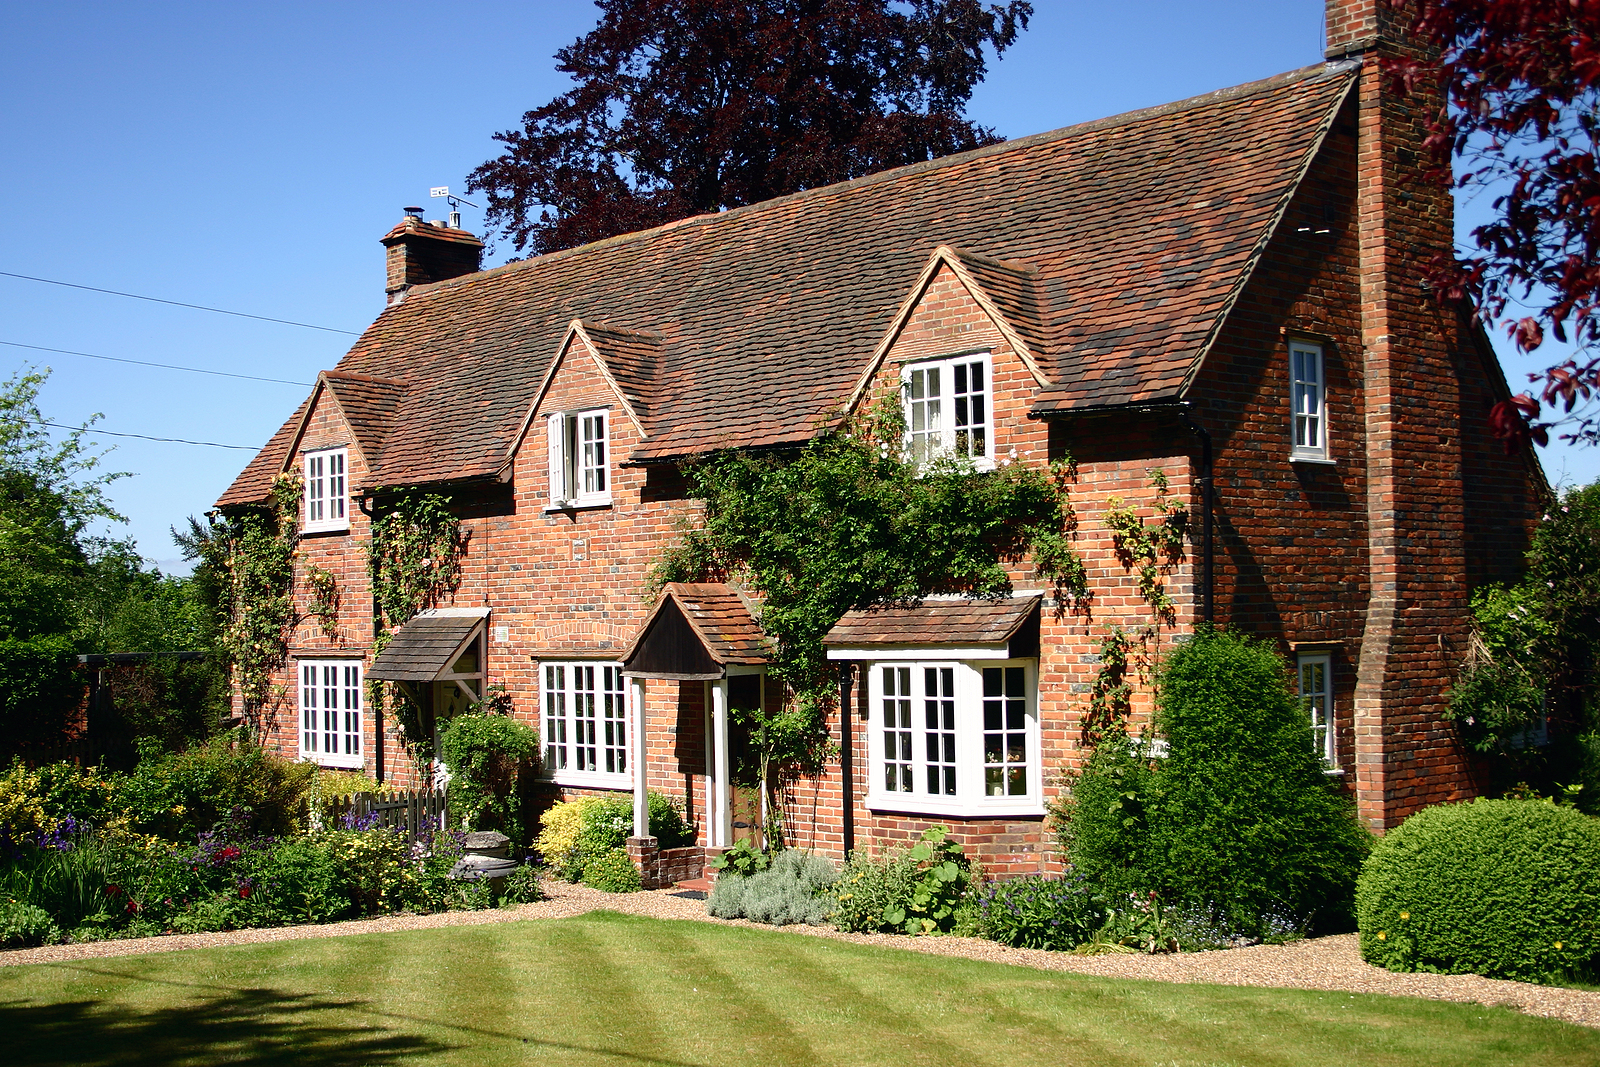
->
<box><xmin>866</xmin><ymin>794</ymin><xmax>1045</xmax><ymax>819</ymax></box>
<box><xmin>545</xmin><ymin>771</ymin><xmax>631</xmax><ymax>790</ymax></box>
<box><xmin>1323</xmin><ymin>766</ymin><xmax>1345</xmax><ymax>777</ymax></box>
<box><xmin>302</xmin><ymin>753</ymin><xmax>363</xmax><ymax>770</ymax></box>
<box><xmin>301</xmin><ymin>524</ymin><xmax>351</xmax><ymax>536</ymax></box>
<box><xmin>544</xmin><ymin>495</ymin><xmax>613</xmax><ymax>513</ymax></box>
<box><xmin>1289</xmin><ymin>454</ymin><xmax>1336</xmax><ymax>466</ymax></box>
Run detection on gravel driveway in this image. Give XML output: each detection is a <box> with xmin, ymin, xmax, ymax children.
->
<box><xmin>4</xmin><ymin>880</ymin><xmax>1595</xmax><ymax>1031</ymax></box>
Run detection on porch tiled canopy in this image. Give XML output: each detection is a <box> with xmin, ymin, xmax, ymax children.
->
<box><xmin>822</xmin><ymin>594</ymin><xmax>1042</xmax><ymax>659</ymax></box>
<box><xmin>367</xmin><ymin>609</ymin><xmax>489</xmax><ymax>681</ymax></box>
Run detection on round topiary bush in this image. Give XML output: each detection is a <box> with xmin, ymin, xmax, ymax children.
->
<box><xmin>1357</xmin><ymin>798</ymin><xmax>1600</xmax><ymax>983</ymax></box>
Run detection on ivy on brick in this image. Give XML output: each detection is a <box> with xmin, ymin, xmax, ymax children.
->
<box><xmin>211</xmin><ymin>474</ymin><xmax>301</xmax><ymax>708</ymax></box>
<box><xmin>654</xmin><ymin>407</ymin><xmax>1085</xmax><ymax>799</ymax></box>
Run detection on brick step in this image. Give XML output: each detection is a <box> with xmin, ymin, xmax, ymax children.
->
<box><xmin>673</xmin><ymin>877</ymin><xmax>714</xmax><ymax>893</ymax></box>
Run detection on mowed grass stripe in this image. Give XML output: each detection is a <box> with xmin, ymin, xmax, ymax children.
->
<box><xmin>2</xmin><ymin>913</ymin><xmax>1596</xmax><ymax>1067</ymax></box>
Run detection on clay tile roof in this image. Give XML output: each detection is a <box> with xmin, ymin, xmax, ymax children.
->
<box><xmin>367</xmin><ymin>611</ymin><xmax>485</xmax><ymax>681</ymax></box>
<box><xmin>321</xmin><ymin>371</ymin><xmax>407</xmax><ymax>477</ymax></box>
<box><xmin>381</xmin><ymin>216</ymin><xmax>484</xmax><ymax>250</ymax></box>
<box><xmin>580</xmin><ymin>323</ymin><xmax>662</xmax><ymax>425</ymax></box>
<box><xmin>663</xmin><ymin>582</ymin><xmax>769</xmax><ymax>664</ymax></box>
<box><xmin>220</xmin><ymin>61</ymin><xmax>1355</xmax><ymax>505</ymax></box>
<box><xmin>823</xmin><ymin>595</ymin><xmax>1041</xmax><ymax>648</ymax></box>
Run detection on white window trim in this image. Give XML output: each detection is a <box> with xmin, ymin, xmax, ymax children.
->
<box><xmin>541</xmin><ymin>660</ymin><xmax>630</xmax><ymax>788</ymax></box>
<box><xmin>545</xmin><ymin>408</ymin><xmax>613</xmax><ymax>510</ymax></box>
<box><xmin>1298</xmin><ymin>651</ymin><xmax>1337</xmax><ymax>770</ymax></box>
<box><xmin>901</xmin><ymin>352</ymin><xmax>995</xmax><ymax>470</ymax></box>
<box><xmin>865</xmin><ymin>658</ymin><xmax>1042</xmax><ymax>817</ymax></box>
<box><xmin>1288</xmin><ymin>341</ymin><xmax>1332</xmax><ymax>463</ymax></box>
<box><xmin>302</xmin><ymin>447</ymin><xmax>350</xmax><ymax>533</ymax></box>
<box><xmin>297</xmin><ymin>658</ymin><xmax>363</xmax><ymax>769</ymax></box>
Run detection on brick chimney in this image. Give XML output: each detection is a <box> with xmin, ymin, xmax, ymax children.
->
<box><xmin>381</xmin><ymin>208</ymin><xmax>484</xmax><ymax>305</ymax></box>
<box><xmin>1324</xmin><ymin>0</ymin><xmax>1407</xmax><ymax>59</ymax></box>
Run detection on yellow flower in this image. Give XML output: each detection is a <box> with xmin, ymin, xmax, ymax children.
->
<box><xmin>1377</xmin><ymin>931</ymin><xmax>1387</xmax><ymax>941</ymax></box>
<box><xmin>1555</xmin><ymin>941</ymin><xmax>1564</xmax><ymax>950</ymax></box>
<box><xmin>1398</xmin><ymin>911</ymin><xmax>1409</xmax><ymax>921</ymax></box>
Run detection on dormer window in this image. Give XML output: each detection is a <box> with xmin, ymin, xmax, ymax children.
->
<box><xmin>303</xmin><ymin>447</ymin><xmax>348</xmax><ymax>533</ymax></box>
<box><xmin>547</xmin><ymin>409</ymin><xmax>611</xmax><ymax>508</ymax></box>
<box><xmin>902</xmin><ymin>353</ymin><xmax>991</xmax><ymax>466</ymax></box>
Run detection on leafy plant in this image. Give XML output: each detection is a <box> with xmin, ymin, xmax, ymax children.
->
<box><xmin>1102</xmin><ymin>470</ymin><xmax>1188</xmax><ymax>621</ymax></box>
<box><xmin>1082</xmin><ymin>892</ymin><xmax>1177</xmax><ymax>955</ymax></box>
<box><xmin>533</xmin><ymin>793</ymin><xmax>696</xmax><ymax>881</ymax></box>
<box><xmin>830</xmin><ymin>826</ymin><xmax>971</xmax><ymax>934</ymax></box>
<box><xmin>213</xmin><ymin>475</ymin><xmax>300</xmax><ymax>708</ymax></box>
<box><xmin>116</xmin><ymin>732</ymin><xmax>315</xmax><ymax>842</ymax></box>
<box><xmin>499</xmin><ymin>862</ymin><xmax>545</xmax><ymax>905</ymax></box>
<box><xmin>707</xmin><ymin>839</ymin><xmax>770</xmax><ymax>878</ymax></box>
<box><xmin>0</xmin><ymin>900</ymin><xmax>58</xmax><ymax>947</ymax></box>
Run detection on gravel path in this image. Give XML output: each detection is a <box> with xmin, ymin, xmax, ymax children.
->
<box><xmin>4</xmin><ymin>880</ymin><xmax>1596</xmax><ymax>1031</ymax></box>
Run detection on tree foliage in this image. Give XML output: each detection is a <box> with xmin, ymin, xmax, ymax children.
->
<box><xmin>468</xmin><ymin>0</ymin><xmax>1032</xmax><ymax>255</ymax></box>
<box><xmin>1390</xmin><ymin>1</ymin><xmax>1600</xmax><ymax>446</ymax></box>
<box><xmin>1447</xmin><ymin>481</ymin><xmax>1600</xmax><ymax>808</ymax></box>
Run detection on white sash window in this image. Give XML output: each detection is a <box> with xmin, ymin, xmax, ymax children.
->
<box><xmin>298</xmin><ymin>659</ymin><xmax>363</xmax><ymax>768</ymax></box>
<box><xmin>303</xmin><ymin>447</ymin><xmax>349</xmax><ymax>532</ymax></box>
<box><xmin>542</xmin><ymin>662</ymin><xmax>629</xmax><ymax>786</ymax></box>
<box><xmin>903</xmin><ymin>354</ymin><xmax>991</xmax><ymax>467</ymax></box>
<box><xmin>547</xmin><ymin>409</ymin><xmax>612</xmax><ymax>508</ymax></box>
<box><xmin>1298</xmin><ymin>652</ymin><xmax>1335</xmax><ymax>766</ymax></box>
<box><xmin>1290</xmin><ymin>342</ymin><xmax>1329</xmax><ymax>462</ymax></box>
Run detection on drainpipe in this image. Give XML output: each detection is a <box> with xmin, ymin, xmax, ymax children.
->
<box><xmin>1180</xmin><ymin>408</ymin><xmax>1215</xmax><ymax>625</ymax></box>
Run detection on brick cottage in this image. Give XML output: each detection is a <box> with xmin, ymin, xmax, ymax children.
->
<box><xmin>218</xmin><ymin>1</ymin><xmax>1545</xmax><ymax>884</ymax></box>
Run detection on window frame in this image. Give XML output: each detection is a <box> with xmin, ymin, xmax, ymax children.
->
<box><xmin>541</xmin><ymin>660</ymin><xmax>630</xmax><ymax>788</ymax></box>
<box><xmin>546</xmin><ymin>409</ymin><xmax>612</xmax><ymax>509</ymax></box>
<box><xmin>865</xmin><ymin>657</ymin><xmax>1041</xmax><ymax>817</ymax></box>
<box><xmin>900</xmin><ymin>352</ymin><xmax>994</xmax><ymax>469</ymax></box>
<box><xmin>1288</xmin><ymin>341</ymin><xmax>1331</xmax><ymax>463</ymax></box>
<box><xmin>302</xmin><ymin>446</ymin><xmax>350</xmax><ymax>533</ymax></box>
<box><xmin>297</xmin><ymin>658</ymin><xmax>364</xmax><ymax>768</ymax></box>
<box><xmin>1297</xmin><ymin>651</ymin><xmax>1336</xmax><ymax>768</ymax></box>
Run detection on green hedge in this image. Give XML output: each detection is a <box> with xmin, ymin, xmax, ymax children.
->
<box><xmin>1357</xmin><ymin>798</ymin><xmax>1600</xmax><ymax>983</ymax></box>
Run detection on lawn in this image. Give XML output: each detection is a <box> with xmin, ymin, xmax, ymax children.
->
<box><xmin>2</xmin><ymin>912</ymin><xmax>1593</xmax><ymax>1067</ymax></box>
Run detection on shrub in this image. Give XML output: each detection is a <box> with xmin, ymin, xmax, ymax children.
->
<box><xmin>830</xmin><ymin>827</ymin><xmax>971</xmax><ymax>934</ymax></box>
<box><xmin>535</xmin><ymin>793</ymin><xmax>697</xmax><ymax>880</ymax></box>
<box><xmin>1356</xmin><ymin>798</ymin><xmax>1600</xmax><ymax>983</ymax></box>
<box><xmin>500</xmin><ymin>862</ymin><xmax>544</xmax><ymax>905</ymax></box>
<box><xmin>582</xmin><ymin>848</ymin><xmax>642</xmax><ymax>893</ymax></box>
<box><xmin>0</xmin><ymin>900</ymin><xmax>58</xmax><ymax>947</ymax></box>
<box><xmin>708</xmin><ymin>849</ymin><xmax>837</xmax><ymax>925</ymax></box>
<box><xmin>117</xmin><ymin>733</ymin><xmax>315</xmax><ymax>841</ymax></box>
<box><xmin>708</xmin><ymin>839</ymin><xmax>770</xmax><ymax>878</ymax></box>
<box><xmin>438</xmin><ymin>709</ymin><xmax>540</xmax><ymax>845</ymax></box>
<box><xmin>975</xmin><ymin>873</ymin><xmax>1102</xmax><ymax>950</ymax></box>
<box><xmin>1066</xmin><ymin>628</ymin><xmax>1371</xmax><ymax>935</ymax></box>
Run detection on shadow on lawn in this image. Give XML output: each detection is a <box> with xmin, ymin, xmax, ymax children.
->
<box><xmin>1</xmin><ymin>984</ymin><xmax>452</xmax><ymax>1067</ymax></box>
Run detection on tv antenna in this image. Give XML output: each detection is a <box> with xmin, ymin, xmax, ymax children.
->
<box><xmin>430</xmin><ymin>186</ymin><xmax>480</xmax><ymax>229</ymax></box>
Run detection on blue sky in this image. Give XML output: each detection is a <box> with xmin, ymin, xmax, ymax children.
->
<box><xmin>3</xmin><ymin>1</ymin><xmax>1589</xmax><ymax>571</ymax></box>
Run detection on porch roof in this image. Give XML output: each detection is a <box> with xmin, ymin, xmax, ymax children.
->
<box><xmin>367</xmin><ymin>608</ymin><xmax>489</xmax><ymax>681</ymax></box>
<box><xmin>621</xmin><ymin>583</ymin><xmax>770</xmax><ymax>680</ymax></box>
<box><xmin>823</xmin><ymin>595</ymin><xmax>1042</xmax><ymax>660</ymax></box>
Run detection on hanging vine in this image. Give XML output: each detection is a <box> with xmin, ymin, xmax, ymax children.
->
<box><xmin>653</xmin><ymin>401</ymin><xmax>1086</xmax><ymax>818</ymax></box>
<box><xmin>364</xmin><ymin>492</ymin><xmax>467</xmax><ymax>754</ymax></box>
<box><xmin>304</xmin><ymin>563</ymin><xmax>340</xmax><ymax>639</ymax></box>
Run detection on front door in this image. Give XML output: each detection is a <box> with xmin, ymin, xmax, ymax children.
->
<box><xmin>726</xmin><ymin>673</ymin><xmax>764</xmax><ymax>848</ymax></box>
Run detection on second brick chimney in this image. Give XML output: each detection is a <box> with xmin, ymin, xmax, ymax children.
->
<box><xmin>382</xmin><ymin>208</ymin><xmax>484</xmax><ymax>305</ymax></box>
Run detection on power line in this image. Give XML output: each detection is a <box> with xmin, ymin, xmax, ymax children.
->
<box><xmin>0</xmin><ymin>270</ymin><xmax>362</xmax><ymax>336</ymax></box>
<box><xmin>1</xmin><ymin>339</ymin><xmax>314</xmax><ymax>387</ymax></box>
<box><xmin>35</xmin><ymin>420</ymin><xmax>261</xmax><ymax>451</ymax></box>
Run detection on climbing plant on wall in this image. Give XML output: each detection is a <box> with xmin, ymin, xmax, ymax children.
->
<box><xmin>211</xmin><ymin>474</ymin><xmax>301</xmax><ymax>709</ymax></box>
<box><xmin>1084</xmin><ymin>470</ymin><xmax>1190</xmax><ymax>746</ymax></box>
<box><xmin>364</xmin><ymin>492</ymin><xmax>467</xmax><ymax>755</ymax></box>
<box><xmin>654</xmin><ymin>406</ymin><xmax>1085</xmax><ymax>802</ymax></box>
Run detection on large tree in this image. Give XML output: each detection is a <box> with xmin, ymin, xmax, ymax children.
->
<box><xmin>468</xmin><ymin>0</ymin><xmax>1031</xmax><ymax>256</ymax></box>
<box><xmin>1389</xmin><ymin>1</ymin><xmax>1600</xmax><ymax>447</ymax></box>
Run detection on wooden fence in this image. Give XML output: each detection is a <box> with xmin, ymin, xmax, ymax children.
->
<box><xmin>321</xmin><ymin>788</ymin><xmax>449</xmax><ymax>840</ymax></box>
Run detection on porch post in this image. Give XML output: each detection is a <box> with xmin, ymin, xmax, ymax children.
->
<box><xmin>711</xmin><ymin>675</ymin><xmax>730</xmax><ymax>847</ymax></box>
<box><xmin>630</xmin><ymin>676</ymin><xmax>648</xmax><ymax>840</ymax></box>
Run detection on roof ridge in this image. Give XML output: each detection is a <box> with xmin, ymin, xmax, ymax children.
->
<box><xmin>398</xmin><ymin>60</ymin><xmax>1361</xmax><ymax>305</ymax></box>
<box><xmin>322</xmin><ymin>369</ymin><xmax>407</xmax><ymax>387</ymax></box>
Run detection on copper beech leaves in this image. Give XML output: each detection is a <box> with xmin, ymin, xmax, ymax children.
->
<box><xmin>1388</xmin><ymin>1</ymin><xmax>1600</xmax><ymax>448</ymax></box>
<box><xmin>468</xmin><ymin>0</ymin><xmax>1032</xmax><ymax>256</ymax></box>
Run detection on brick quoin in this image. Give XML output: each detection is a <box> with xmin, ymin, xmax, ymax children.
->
<box><xmin>223</xmin><ymin>0</ymin><xmax>1545</xmax><ymax>881</ymax></box>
